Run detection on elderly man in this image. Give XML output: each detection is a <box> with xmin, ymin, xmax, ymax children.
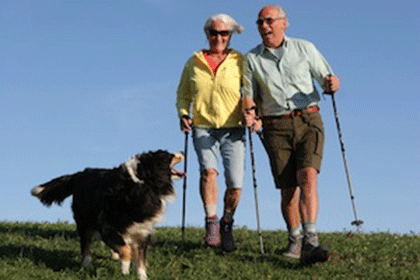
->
<box><xmin>243</xmin><ymin>5</ymin><xmax>340</xmax><ymax>264</ymax></box>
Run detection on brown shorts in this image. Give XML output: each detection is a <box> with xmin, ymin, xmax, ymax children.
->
<box><xmin>262</xmin><ymin>111</ymin><xmax>324</xmax><ymax>189</ymax></box>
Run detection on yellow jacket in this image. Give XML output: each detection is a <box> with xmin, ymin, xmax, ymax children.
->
<box><xmin>176</xmin><ymin>49</ymin><xmax>244</xmax><ymax>129</ymax></box>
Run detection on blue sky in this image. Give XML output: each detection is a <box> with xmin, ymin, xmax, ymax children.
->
<box><xmin>1</xmin><ymin>0</ymin><xmax>419</xmax><ymax>234</ymax></box>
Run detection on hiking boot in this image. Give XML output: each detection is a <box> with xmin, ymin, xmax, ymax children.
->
<box><xmin>300</xmin><ymin>232</ymin><xmax>330</xmax><ymax>265</ymax></box>
<box><xmin>205</xmin><ymin>216</ymin><xmax>221</xmax><ymax>247</ymax></box>
<box><xmin>282</xmin><ymin>235</ymin><xmax>302</xmax><ymax>259</ymax></box>
<box><xmin>220</xmin><ymin>217</ymin><xmax>236</xmax><ymax>252</ymax></box>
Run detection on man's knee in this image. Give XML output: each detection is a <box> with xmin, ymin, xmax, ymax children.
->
<box><xmin>297</xmin><ymin>167</ymin><xmax>317</xmax><ymax>187</ymax></box>
<box><xmin>281</xmin><ymin>187</ymin><xmax>300</xmax><ymax>204</ymax></box>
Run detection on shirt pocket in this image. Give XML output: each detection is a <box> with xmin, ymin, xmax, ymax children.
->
<box><xmin>282</xmin><ymin>57</ymin><xmax>311</xmax><ymax>84</ymax></box>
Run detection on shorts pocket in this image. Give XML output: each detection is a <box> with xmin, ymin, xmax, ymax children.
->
<box><xmin>313</xmin><ymin>128</ymin><xmax>324</xmax><ymax>156</ymax></box>
<box><xmin>310</xmin><ymin>115</ymin><xmax>324</xmax><ymax>156</ymax></box>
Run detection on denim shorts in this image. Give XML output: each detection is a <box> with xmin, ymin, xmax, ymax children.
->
<box><xmin>192</xmin><ymin>127</ymin><xmax>246</xmax><ymax>189</ymax></box>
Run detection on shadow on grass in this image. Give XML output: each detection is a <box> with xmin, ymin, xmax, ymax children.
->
<box><xmin>152</xmin><ymin>238</ymin><xmax>205</xmax><ymax>255</ymax></box>
<box><xmin>151</xmin><ymin>237</ymin><xmax>307</xmax><ymax>270</ymax></box>
<box><xmin>237</xmin><ymin>253</ymin><xmax>308</xmax><ymax>269</ymax></box>
<box><xmin>0</xmin><ymin>244</ymin><xmax>80</xmax><ymax>271</ymax></box>
<box><xmin>0</xmin><ymin>222</ymin><xmax>83</xmax><ymax>272</ymax></box>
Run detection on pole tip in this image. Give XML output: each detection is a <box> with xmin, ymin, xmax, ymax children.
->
<box><xmin>351</xmin><ymin>220</ymin><xmax>364</xmax><ymax>226</ymax></box>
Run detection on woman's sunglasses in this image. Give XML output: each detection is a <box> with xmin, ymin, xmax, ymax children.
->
<box><xmin>209</xmin><ymin>29</ymin><xmax>231</xmax><ymax>37</ymax></box>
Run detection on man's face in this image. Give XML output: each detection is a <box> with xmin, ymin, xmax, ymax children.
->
<box><xmin>257</xmin><ymin>7</ymin><xmax>287</xmax><ymax>48</ymax></box>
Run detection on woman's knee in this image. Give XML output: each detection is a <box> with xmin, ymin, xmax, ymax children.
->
<box><xmin>201</xmin><ymin>168</ymin><xmax>218</xmax><ymax>179</ymax></box>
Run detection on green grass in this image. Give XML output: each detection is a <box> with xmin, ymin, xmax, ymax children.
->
<box><xmin>0</xmin><ymin>221</ymin><xmax>418</xmax><ymax>279</ymax></box>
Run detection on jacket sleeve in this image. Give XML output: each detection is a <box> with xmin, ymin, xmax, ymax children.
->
<box><xmin>176</xmin><ymin>58</ymin><xmax>193</xmax><ymax>118</ymax></box>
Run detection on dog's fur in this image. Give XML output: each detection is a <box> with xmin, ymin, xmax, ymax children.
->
<box><xmin>31</xmin><ymin>150</ymin><xmax>184</xmax><ymax>280</ymax></box>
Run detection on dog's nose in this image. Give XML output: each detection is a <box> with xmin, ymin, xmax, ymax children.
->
<box><xmin>176</xmin><ymin>151</ymin><xmax>184</xmax><ymax>159</ymax></box>
<box><xmin>171</xmin><ymin>152</ymin><xmax>184</xmax><ymax>165</ymax></box>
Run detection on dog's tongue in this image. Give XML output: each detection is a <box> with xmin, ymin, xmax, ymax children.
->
<box><xmin>171</xmin><ymin>168</ymin><xmax>186</xmax><ymax>178</ymax></box>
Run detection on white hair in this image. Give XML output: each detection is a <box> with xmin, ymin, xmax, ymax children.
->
<box><xmin>203</xmin><ymin>14</ymin><xmax>244</xmax><ymax>36</ymax></box>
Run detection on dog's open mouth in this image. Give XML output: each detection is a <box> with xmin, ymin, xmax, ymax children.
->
<box><xmin>171</xmin><ymin>151</ymin><xmax>186</xmax><ymax>179</ymax></box>
<box><xmin>171</xmin><ymin>168</ymin><xmax>186</xmax><ymax>180</ymax></box>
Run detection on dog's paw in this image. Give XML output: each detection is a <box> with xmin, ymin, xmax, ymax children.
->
<box><xmin>121</xmin><ymin>260</ymin><xmax>130</xmax><ymax>275</ymax></box>
<box><xmin>81</xmin><ymin>256</ymin><xmax>91</xmax><ymax>267</ymax></box>
<box><xmin>138</xmin><ymin>268</ymin><xmax>148</xmax><ymax>280</ymax></box>
<box><xmin>111</xmin><ymin>250</ymin><xmax>120</xmax><ymax>260</ymax></box>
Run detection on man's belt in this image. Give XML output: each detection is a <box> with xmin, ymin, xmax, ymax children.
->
<box><xmin>263</xmin><ymin>106</ymin><xmax>320</xmax><ymax>119</ymax></box>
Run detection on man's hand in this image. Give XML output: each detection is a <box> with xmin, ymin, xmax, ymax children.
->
<box><xmin>251</xmin><ymin>118</ymin><xmax>263</xmax><ymax>132</ymax></box>
<box><xmin>323</xmin><ymin>75</ymin><xmax>340</xmax><ymax>94</ymax></box>
<box><xmin>180</xmin><ymin>115</ymin><xmax>193</xmax><ymax>132</ymax></box>
<box><xmin>243</xmin><ymin>107</ymin><xmax>256</xmax><ymax>126</ymax></box>
<box><xmin>243</xmin><ymin>107</ymin><xmax>262</xmax><ymax>132</ymax></box>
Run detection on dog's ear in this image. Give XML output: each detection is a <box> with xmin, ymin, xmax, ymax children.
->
<box><xmin>135</xmin><ymin>151</ymin><xmax>170</xmax><ymax>176</ymax></box>
<box><xmin>151</xmin><ymin>150</ymin><xmax>173</xmax><ymax>168</ymax></box>
<box><xmin>131</xmin><ymin>154</ymin><xmax>148</xmax><ymax>180</ymax></box>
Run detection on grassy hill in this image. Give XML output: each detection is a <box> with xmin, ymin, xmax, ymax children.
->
<box><xmin>0</xmin><ymin>221</ymin><xmax>418</xmax><ymax>279</ymax></box>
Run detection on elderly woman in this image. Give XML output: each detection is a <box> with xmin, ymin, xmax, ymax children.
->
<box><xmin>176</xmin><ymin>14</ymin><xmax>244</xmax><ymax>252</ymax></box>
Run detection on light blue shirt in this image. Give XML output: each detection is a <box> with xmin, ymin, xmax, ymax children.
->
<box><xmin>243</xmin><ymin>36</ymin><xmax>334</xmax><ymax>116</ymax></box>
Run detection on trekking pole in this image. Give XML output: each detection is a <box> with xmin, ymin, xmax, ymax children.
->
<box><xmin>329</xmin><ymin>92</ymin><xmax>364</xmax><ymax>230</ymax></box>
<box><xmin>256</xmin><ymin>131</ymin><xmax>266</xmax><ymax>150</ymax></box>
<box><xmin>181</xmin><ymin>131</ymin><xmax>189</xmax><ymax>242</ymax></box>
<box><xmin>248</xmin><ymin>127</ymin><xmax>265</xmax><ymax>256</ymax></box>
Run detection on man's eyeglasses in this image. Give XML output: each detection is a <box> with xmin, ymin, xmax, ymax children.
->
<box><xmin>209</xmin><ymin>29</ymin><xmax>231</xmax><ymax>37</ymax></box>
<box><xmin>256</xmin><ymin>17</ymin><xmax>283</xmax><ymax>26</ymax></box>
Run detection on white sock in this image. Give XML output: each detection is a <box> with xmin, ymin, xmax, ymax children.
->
<box><xmin>302</xmin><ymin>221</ymin><xmax>317</xmax><ymax>234</ymax></box>
<box><xmin>205</xmin><ymin>204</ymin><xmax>217</xmax><ymax>217</ymax></box>
<box><xmin>289</xmin><ymin>227</ymin><xmax>301</xmax><ymax>237</ymax></box>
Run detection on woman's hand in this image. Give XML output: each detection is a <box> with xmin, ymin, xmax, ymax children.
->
<box><xmin>180</xmin><ymin>115</ymin><xmax>193</xmax><ymax>132</ymax></box>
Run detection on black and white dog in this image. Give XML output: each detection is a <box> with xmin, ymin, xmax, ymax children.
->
<box><xmin>31</xmin><ymin>150</ymin><xmax>184</xmax><ymax>280</ymax></box>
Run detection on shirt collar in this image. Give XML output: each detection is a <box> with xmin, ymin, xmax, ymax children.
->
<box><xmin>259</xmin><ymin>36</ymin><xmax>289</xmax><ymax>55</ymax></box>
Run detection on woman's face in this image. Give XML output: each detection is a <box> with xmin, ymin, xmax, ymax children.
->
<box><xmin>208</xmin><ymin>20</ymin><xmax>231</xmax><ymax>53</ymax></box>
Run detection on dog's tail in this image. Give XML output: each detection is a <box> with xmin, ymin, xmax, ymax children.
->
<box><xmin>31</xmin><ymin>173</ymin><xmax>79</xmax><ymax>206</ymax></box>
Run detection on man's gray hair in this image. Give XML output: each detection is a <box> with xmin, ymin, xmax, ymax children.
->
<box><xmin>259</xmin><ymin>5</ymin><xmax>289</xmax><ymax>29</ymax></box>
<box><xmin>203</xmin><ymin>14</ymin><xmax>244</xmax><ymax>36</ymax></box>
